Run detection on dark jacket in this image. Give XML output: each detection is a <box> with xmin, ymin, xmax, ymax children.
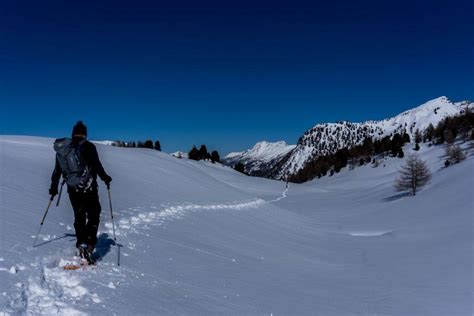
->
<box><xmin>51</xmin><ymin>137</ymin><xmax>110</xmax><ymax>192</ymax></box>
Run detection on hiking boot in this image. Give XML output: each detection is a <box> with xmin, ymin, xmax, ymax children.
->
<box><xmin>87</xmin><ymin>244</ymin><xmax>95</xmax><ymax>254</ymax></box>
<box><xmin>78</xmin><ymin>244</ymin><xmax>94</xmax><ymax>264</ymax></box>
<box><xmin>77</xmin><ymin>244</ymin><xmax>88</xmax><ymax>258</ymax></box>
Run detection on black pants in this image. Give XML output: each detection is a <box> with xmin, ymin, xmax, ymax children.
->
<box><xmin>68</xmin><ymin>189</ymin><xmax>102</xmax><ymax>248</ymax></box>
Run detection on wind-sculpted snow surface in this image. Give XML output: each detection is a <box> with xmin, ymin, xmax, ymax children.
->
<box><xmin>1</xmin><ymin>136</ymin><xmax>473</xmax><ymax>315</ymax></box>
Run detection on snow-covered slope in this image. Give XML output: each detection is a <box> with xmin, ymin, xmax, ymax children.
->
<box><xmin>0</xmin><ymin>135</ymin><xmax>472</xmax><ymax>315</ymax></box>
<box><xmin>226</xmin><ymin>97</ymin><xmax>473</xmax><ymax>178</ymax></box>
<box><xmin>223</xmin><ymin>141</ymin><xmax>295</xmax><ymax>177</ymax></box>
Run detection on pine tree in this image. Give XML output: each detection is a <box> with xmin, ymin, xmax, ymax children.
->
<box><xmin>199</xmin><ymin>145</ymin><xmax>209</xmax><ymax>160</ymax></box>
<box><xmin>414</xmin><ymin>129</ymin><xmax>422</xmax><ymax>144</ymax></box>
<box><xmin>402</xmin><ymin>133</ymin><xmax>411</xmax><ymax>144</ymax></box>
<box><xmin>210</xmin><ymin>150</ymin><xmax>220</xmax><ymax>163</ymax></box>
<box><xmin>154</xmin><ymin>140</ymin><xmax>161</xmax><ymax>151</ymax></box>
<box><xmin>144</xmin><ymin>140</ymin><xmax>154</xmax><ymax>149</ymax></box>
<box><xmin>361</xmin><ymin>138</ymin><xmax>374</xmax><ymax>155</ymax></box>
<box><xmin>391</xmin><ymin>133</ymin><xmax>403</xmax><ymax>157</ymax></box>
<box><xmin>445</xmin><ymin>129</ymin><xmax>455</xmax><ymax>144</ymax></box>
<box><xmin>395</xmin><ymin>154</ymin><xmax>432</xmax><ymax>196</ymax></box>
<box><xmin>424</xmin><ymin>124</ymin><xmax>435</xmax><ymax>142</ymax></box>
<box><xmin>188</xmin><ymin>146</ymin><xmax>200</xmax><ymax>161</ymax></box>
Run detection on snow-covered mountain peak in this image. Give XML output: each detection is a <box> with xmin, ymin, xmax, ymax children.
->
<box><xmin>224</xmin><ymin>97</ymin><xmax>472</xmax><ymax>179</ymax></box>
<box><xmin>223</xmin><ymin>141</ymin><xmax>295</xmax><ymax>176</ymax></box>
<box><xmin>393</xmin><ymin>96</ymin><xmax>454</xmax><ymax>118</ymax></box>
<box><xmin>248</xmin><ymin>141</ymin><xmax>293</xmax><ymax>158</ymax></box>
<box><xmin>375</xmin><ymin>96</ymin><xmax>465</xmax><ymax>138</ymax></box>
<box><xmin>226</xmin><ymin>141</ymin><xmax>295</xmax><ymax>162</ymax></box>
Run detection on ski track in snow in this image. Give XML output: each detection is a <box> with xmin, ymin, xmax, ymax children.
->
<box><xmin>4</xmin><ymin>190</ymin><xmax>288</xmax><ymax>315</ymax></box>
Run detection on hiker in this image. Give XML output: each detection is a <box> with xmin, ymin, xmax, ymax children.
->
<box><xmin>49</xmin><ymin>121</ymin><xmax>112</xmax><ymax>262</ymax></box>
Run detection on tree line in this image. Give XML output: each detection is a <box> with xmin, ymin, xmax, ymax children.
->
<box><xmin>290</xmin><ymin>132</ymin><xmax>411</xmax><ymax>183</ymax></box>
<box><xmin>430</xmin><ymin>106</ymin><xmax>474</xmax><ymax>144</ymax></box>
<box><xmin>188</xmin><ymin>145</ymin><xmax>221</xmax><ymax>163</ymax></box>
<box><xmin>109</xmin><ymin>139</ymin><xmax>225</xmax><ymax>164</ymax></box>
<box><xmin>111</xmin><ymin>140</ymin><xmax>161</xmax><ymax>150</ymax></box>
<box><xmin>289</xmin><ymin>106</ymin><xmax>473</xmax><ymax>183</ymax></box>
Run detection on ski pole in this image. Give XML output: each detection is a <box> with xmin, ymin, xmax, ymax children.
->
<box><xmin>33</xmin><ymin>195</ymin><xmax>55</xmax><ymax>247</ymax></box>
<box><xmin>107</xmin><ymin>184</ymin><xmax>116</xmax><ymax>241</ymax></box>
<box><xmin>56</xmin><ymin>180</ymin><xmax>66</xmax><ymax>207</ymax></box>
<box><xmin>107</xmin><ymin>184</ymin><xmax>120</xmax><ymax>266</ymax></box>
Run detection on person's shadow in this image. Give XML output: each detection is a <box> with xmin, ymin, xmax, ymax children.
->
<box><xmin>93</xmin><ymin>233</ymin><xmax>116</xmax><ymax>262</ymax></box>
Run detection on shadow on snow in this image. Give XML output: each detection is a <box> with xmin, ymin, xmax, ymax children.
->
<box><xmin>33</xmin><ymin>233</ymin><xmax>76</xmax><ymax>248</ymax></box>
<box><xmin>382</xmin><ymin>192</ymin><xmax>412</xmax><ymax>202</ymax></box>
<box><xmin>93</xmin><ymin>233</ymin><xmax>116</xmax><ymax>262</ymax></box>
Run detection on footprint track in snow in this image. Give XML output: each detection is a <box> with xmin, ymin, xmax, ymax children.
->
<box><xmin>105</xmin><ymin>198</ymin><xmax>268</xmax><ymax>237</ymax></box>
<box><xmin>7</xmin><ymin>260</ymin><xmax>93</xmax><ymax>315</ymax></box>
<box><xmin>105</xmin><ymin>187</ymin><xmax>289</xmax><ymax>238</ymax></box>
<box><xmin>4</xmin><ymin>191</ymin><xmax>288</xmax><ymax>314</ymax></box>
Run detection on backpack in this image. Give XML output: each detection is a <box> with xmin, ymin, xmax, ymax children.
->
<box><xmin>54</xmin><ymin>138</ymin><xmax>92</xmax><ymax>191</ymax></box>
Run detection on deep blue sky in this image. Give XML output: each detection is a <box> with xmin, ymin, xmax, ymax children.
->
<box><xmin>1</xmin><ymin>0</ymin><xmax>473</xmax><ymax>153</ymax></box>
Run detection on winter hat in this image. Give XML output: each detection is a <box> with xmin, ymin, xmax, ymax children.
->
<box><xmin>72</xmin><ymin>121</ymin><xmax>87</xmax><ymax>137</ymax></box>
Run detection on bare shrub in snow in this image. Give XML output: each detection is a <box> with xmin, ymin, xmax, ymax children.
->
<box><xmin>446</xmin><ymin>144</ymin><xmax>466</xmax><ymax>164</ymax></box>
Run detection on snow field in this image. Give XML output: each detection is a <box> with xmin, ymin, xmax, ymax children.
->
<box><xmin>1</xmin><ymin>135</ymin><xmax>472</xmax><ymax>315</ymax></box>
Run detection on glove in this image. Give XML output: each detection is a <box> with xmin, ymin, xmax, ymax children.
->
<box><xmin>49</xmin><ymin>186</ymin><xmax>58</xmax><ymax>197</ymax></box>
<box><xmin>103</xmin><ymin>175</ymin><xmax>112</xmax><ymax>187</ymax></box>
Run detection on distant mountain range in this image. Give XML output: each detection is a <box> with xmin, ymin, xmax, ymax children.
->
<box><xmin>223</xmin><ymin>96</ymin><xmax>473</xmax><ymax>179</ymax></box>
<box><xmin>223</xmin><ymin>141</ymin><xmax>296</xmax><ymax>178</ymax></box>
